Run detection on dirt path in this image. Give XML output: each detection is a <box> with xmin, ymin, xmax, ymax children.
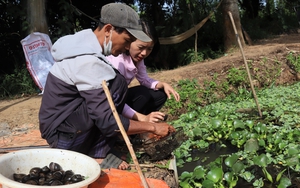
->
<box><xmin>0</xmin><ymin>33</ymin><xmax>299</xmax><ymax>149</ymax></box>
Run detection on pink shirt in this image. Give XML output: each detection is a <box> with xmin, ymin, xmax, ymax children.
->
<box><xmin>106</xmin><ymin>54</ymin><xmax>158</xmax><ymax>118</ymax></box>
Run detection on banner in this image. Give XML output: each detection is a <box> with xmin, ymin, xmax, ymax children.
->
<box><xmin>21</xmin><ymin>32</ymin><xmax>55</xmax><ymax>93</ymax></box>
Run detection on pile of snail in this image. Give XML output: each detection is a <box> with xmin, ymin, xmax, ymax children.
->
<box><xmin>13</xmin><ymin>162</ymin><xmax>85</xmax><ymax>185</ymax></box>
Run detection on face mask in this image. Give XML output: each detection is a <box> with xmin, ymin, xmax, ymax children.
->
<box><xmin>103</xmin><ymin>30</ymin><xmax>112</xmax><ymax>56</ymax></box>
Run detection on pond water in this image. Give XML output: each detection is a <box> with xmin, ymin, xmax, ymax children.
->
<box><xmin>176</xmin><ymin>142</ymin><xmax>299</xmax><ymax>188</ymax></box>
<box><xmin>177</xmin><ymin>142</ymin><xmax>237</xmax><ymax>175</ymax></box>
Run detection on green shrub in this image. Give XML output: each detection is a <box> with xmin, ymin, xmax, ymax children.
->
<box><xmin>227</xmin><ymin>67</ymin><xmax>248</xmax><ymax>87</ymax></box>
<box><xmin>0</xmin><ymin>66</ymin><xmax>37</xmax><ymax>98</ymax></box>
<box><xmin>287</xmin><ymin>52</ymin><xmax>300</xmax><ymax>72</ymax></box>
<box><xmin>164</xmin><ymin>79</ymin><xmax>203</xmax><ymax>118</ymax></box>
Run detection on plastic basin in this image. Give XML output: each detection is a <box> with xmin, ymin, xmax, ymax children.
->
<box><xmin>0</xmin><ymin>148</ymin><xmax>101</xmax><ymax>188</ymax></box>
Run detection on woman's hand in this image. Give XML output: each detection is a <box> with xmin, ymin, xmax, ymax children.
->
<box><xmin>133</xmin><ymin>111</ymin><xmax>166</xmax><ymax>123</ymax></box>
<box><xmin>156</xmin><ymin>82</ymin><xmax>180</xmax><ymax>101</ymax></box>
<box><xmin>145</xmin><ymin>111</ymin><xmax>166</xmax><ymax>123</ymax></box>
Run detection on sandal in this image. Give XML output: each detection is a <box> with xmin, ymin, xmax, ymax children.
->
<box><xmin>100</xmin><ymin>153</ymin><xmax>125</xmax><ymax>169</ymax></box>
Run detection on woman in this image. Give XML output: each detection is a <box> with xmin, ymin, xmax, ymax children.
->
<box><xmin>107</xmin><ymin>20</ymin><xmax>180</xmax><ymax>123</ymax></box>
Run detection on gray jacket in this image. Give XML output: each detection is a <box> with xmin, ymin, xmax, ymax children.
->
<box><xmin>39</xmin><ymin>29</ymin><xmax>129</xmax><ymax>145</ymax></box>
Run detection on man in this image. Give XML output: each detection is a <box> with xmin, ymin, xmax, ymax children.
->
<box><xmin>39</xmin><ymin>3</ymin><xmax>175</xmax><ymax>170</ymax></box>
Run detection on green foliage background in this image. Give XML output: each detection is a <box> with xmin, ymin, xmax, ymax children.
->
<box><xmin>0</xmin><ymin>0</ymin><xmax>299</xmax><ymax>98</ymax></box>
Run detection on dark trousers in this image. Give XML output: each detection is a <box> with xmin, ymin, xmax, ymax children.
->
<box><xmin>126</xmin><ymin>85</ymin><xmax>167</xmax><ymax>115</ymax></box>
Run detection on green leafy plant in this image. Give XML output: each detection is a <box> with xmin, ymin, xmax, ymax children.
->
<box><xmin>0</xmin><ymin>66</ymin><xmax>37</xmax><ymax>98</ymax></box>
<box><xmin>164</xmin><ymin>79</ymin><xmax>203</xmax><ymax>118</ymax></box>
<box><xmin>226</xmin><ymin>67</ymin><xmax>248</xmax><ymax>87</ymax></box>
<box><xmin>287</xmin><ymin>52</ymin><xmax>300</xmax><ymax>72</ymax></box>
<box><xmin>171</xmin><ymin>80</ymin><xmax>300</xmax><ymax>187</ymax></box>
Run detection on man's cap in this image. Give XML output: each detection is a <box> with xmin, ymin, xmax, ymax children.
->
<box><xmin>100</xmin><ymin>3</ymin><xmax>152</xmax><ymax>42</ymax></box>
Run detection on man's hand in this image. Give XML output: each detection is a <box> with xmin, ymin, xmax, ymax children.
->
<box><xmin>152</xmin><ymin>122</ymin><xmax>176</xmax><ymax>138</ymax></box>
<box><xmin>139</xmin><ymin>123</ymin><xmax>176</xmax><ymax>142</ymax></box>
<box><xmin>127</xmin><ymin>120</ymin><xmax>175</xmax><ymax>138</ymax></box>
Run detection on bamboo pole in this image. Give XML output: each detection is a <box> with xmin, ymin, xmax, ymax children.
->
<box><xmin>227</xmin><ymin>11</ymin><xmax>262</xmax><ymax>118</ymax></box>
<box><xmin>102</xmin><ymin>80</ymin><xmax>150</xmax><ymax>188</ymax></box>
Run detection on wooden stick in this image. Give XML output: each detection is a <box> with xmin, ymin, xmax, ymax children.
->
<box><xmin>227</xmin><ymin>11</ymin><xmax>262</xmax><ymax>118</ymax></box>
<box><xmin>130</xmin><ymin>164</ymin><xmax>156</xmax><ymax>168</ymax></box>
<box><xmin>102</xmin><ymin>80</ymin><xmax>150</xmax><ymax>188</ymax></box>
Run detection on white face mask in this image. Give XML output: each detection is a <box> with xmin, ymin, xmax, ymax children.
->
<box><xmin>103</xmin><ymin>30</ymin><xmax>112</xmax><ymax>56</ymax></box>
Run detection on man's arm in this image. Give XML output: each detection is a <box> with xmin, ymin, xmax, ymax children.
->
<box><xmin>126</xmin><ymin>120</ymin><xmax>175</xmax><ymax>138</ymax></box>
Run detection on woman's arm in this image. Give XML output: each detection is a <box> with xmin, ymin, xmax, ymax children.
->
<box><xmin>135</xmin><ymin>61</ymin><xmax>158</xmax><ymax>89</ymax></box>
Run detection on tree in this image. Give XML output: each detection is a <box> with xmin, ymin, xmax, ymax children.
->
<box><xmin>27</xmin><ymin>0</ymin><xmax>48</xmax><ymax>34</ymax></box>
<box><xmin>0</xmin><ymin>0</ymin><xmax>26</xmax><ymax>75</ymax></box>
<box><xmin>238</xmin><ymin>0</ymin><xmax>260</xmax><ymax>19</ymax></box>
<box><xmin>222</xmin><ymin>0</ymin><xmax>246</xmax><ymax>52</ymax></box>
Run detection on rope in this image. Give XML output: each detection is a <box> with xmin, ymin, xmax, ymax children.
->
<box><xmin>159</xmin><ymin>0</ymin><xmax>223</xmax><ymax>45</ymax></box>
<box><xmin>70</xmin><ymin>4</ymin><xmax>99</xmax><ymax>22</ymax></box>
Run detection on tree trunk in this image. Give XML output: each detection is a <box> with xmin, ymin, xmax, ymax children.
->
<box><xmin>27</xmin><ymin>0</ymin><xmax>48</xmax><ymax>34</ymax></box>
<box><xmin>222</xmin><ymin>0</ymin><xmax>245</xmax><ymax>52</ymax></box>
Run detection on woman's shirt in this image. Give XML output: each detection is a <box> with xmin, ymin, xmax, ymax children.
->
<box><xmin>106</xmin><ymin>53</ymin><xmax>158</xmax><ymax>88</ymax></box>
<box><xmin>106</xmin><ymin>53</ymin><xmax>159</xmax><ymax>118</ymax></box>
